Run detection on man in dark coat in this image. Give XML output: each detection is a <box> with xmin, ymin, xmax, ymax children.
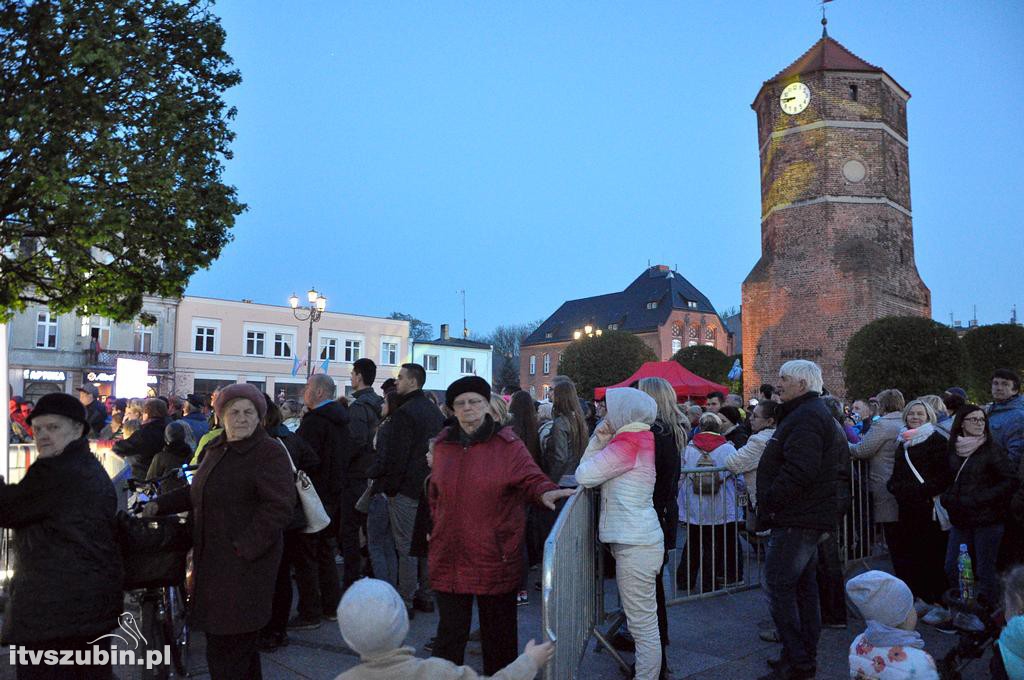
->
<box><xmin>376</xmin><ymin>363</ymin><xmax>444</xmax><ymax>613</ymax></box>
<box><xmin>0</xmin><ymin>393</ymin><xmax>122</xmax><ymax>675</ymax></box>
<box><xmin>755</xmin><ymin>360</ymin><xmax>843</xmax><ymax>680</ymax></box>
<box><xmin>112</xmin><ymin>397</ymin><xmax>169</xmax><ymax>479</ymax></box>
<box><xmin>294</xmin><ymin>373</ymin><xmax>350</xmax><ymax>627</ymax></box>
<box><xmin>76</xmin><ymin>384</ymin><xmax>108</xmax><ymax>438</ymax></box>
<box><xmin>178</xmin><ymin>394</ymin><xmax>211</xmax><ymax>442</ymax></box>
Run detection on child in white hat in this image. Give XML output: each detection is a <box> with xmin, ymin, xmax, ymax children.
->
<box><xmin>846</xmin><ymin>571</ymin><xmax>938</xmax><ymax>679</ymax></box>
<box><xmin>334</xmin><ymin>579</ymin><xmax>553</xmax><ymax>679</ymax></box>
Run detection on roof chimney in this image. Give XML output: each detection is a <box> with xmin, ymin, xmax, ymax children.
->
<box><xmin>441</xmin><ymin>324</ymin><xmax>449</xmax><ymax>340</ymax></box>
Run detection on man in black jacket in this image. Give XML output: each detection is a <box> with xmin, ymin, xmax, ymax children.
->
<box><xmin>377</xmin><ymin>363</ymin><xmax>444</xmax><ymax>613</ymax></box>
<box><xmin>76</xmin><ymin>384</ymin><xmax>108</xmax><ymax>438</ymax></box>
<box><xmin>0</xmin><ymin>393</ymin><xmax>122</xmax><ymax>673</ymax></box>
<box><xmin>294</xmin><ymin>373</ymin><xmax>349</xmax><ymax>628</ymax></box>
<box><xmin>341</xmin><ymin>359</ymin><xmax>383</xmax><ymax>583</ymax></box>
<box><xmin>755</xmin><ymin>360</ymin><xmax>843</xmax><ymax>680</ymax></box>
<box><xmin>112</xmin><ymin>397</ymin><xmax>169</xmax><ymax>479</ymax></box>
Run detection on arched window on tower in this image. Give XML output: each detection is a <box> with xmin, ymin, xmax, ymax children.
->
<box><xmin>704</xmin><ymin>327</ymin><xmax>716</xmax><ymax>347</ymax></box>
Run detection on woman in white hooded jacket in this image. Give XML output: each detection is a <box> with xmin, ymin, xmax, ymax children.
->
<box><xmin>575</xmin><ymin>387</ymin><xmax>662</xmax><ymax>680</ymax></box>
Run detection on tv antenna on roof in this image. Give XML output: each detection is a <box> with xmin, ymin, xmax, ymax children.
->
<box><xmin>456</xmin><ymin>289</ymin><xmax>468</xmax><ymax>338</ymax></box>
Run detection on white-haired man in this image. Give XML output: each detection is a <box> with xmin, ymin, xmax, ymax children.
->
<box><xmin>754</xmin><ymin>360</ymin><xmax>845</xmax><ymax>680</ymax></box>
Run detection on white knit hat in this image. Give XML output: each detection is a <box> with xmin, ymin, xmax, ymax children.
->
<box><xmin>337</xmin><ymin>578</ymin><xmax>410</xmax><ymax>657</ymax></box>
<box><xmin>845</xmin><ymin>570</ymin><xmax>914</xmax><ymax>627</ymax></box>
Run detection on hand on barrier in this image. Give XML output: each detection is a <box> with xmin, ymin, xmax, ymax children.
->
<box><xmin>524</xmin><ymin>639</ymin><xmax>555</xmax><ymax>668</ymax></box>
<box><xmin>541</xmin><ymin>487</ymin><xmax>577</xmax><ymax>510</ymax></box>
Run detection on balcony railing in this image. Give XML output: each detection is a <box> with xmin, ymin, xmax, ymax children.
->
<box><xmin>87</xmin><ymin>348</ymin><xmax>171</xmax><ymax>371</ymax></box>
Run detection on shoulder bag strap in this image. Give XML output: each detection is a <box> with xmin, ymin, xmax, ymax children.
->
<box><xmin>903</xmin><ymin>449</ymin><xmax>926</xmax><ymax>485</ymax></box>
<box><xmin>276</xmin><ymin>437</ymin><xmax>297</xmax><ymax>473</ymax></box>
<box><xmin>953</xmin><ymin>456</ymin><xmax>970</xmax><ymax>483</ymax></box>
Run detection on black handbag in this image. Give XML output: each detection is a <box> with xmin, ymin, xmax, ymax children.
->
<box><xmin>115</xmin><ymin>511</ymin><xmax>193</xmax><ymax>590</ymax></box>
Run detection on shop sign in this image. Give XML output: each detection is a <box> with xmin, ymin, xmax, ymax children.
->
<box><xmin>22</xmin><ymin>369</ymin><xmax>66</xmax><ymax>382</ymax></box>
<box><xmin>85</xmin><ymin>370</ymin><xmax>159</xmax><ymax>385</ymax></box>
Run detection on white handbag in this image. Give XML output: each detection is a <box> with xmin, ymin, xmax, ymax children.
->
<box><xmin>276</xmin><ymin>438</ymin><xmax>331</xmax><ymax>534</ymax></box>
<box><xmin>903</xmin><ymin>450</ymin><xmax>952</xmax><ymax>531</ymax></box>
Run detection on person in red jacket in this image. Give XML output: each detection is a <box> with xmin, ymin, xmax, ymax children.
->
<box><xmin>428</xmin><ymin>376</ymin><xmax>574</xmax><ymax>675</ymax></box>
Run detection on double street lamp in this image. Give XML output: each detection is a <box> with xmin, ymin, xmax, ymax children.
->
<box><xmin>289</xmin><ymin>288</ymin><xmax>327</xmax><ymax>379</ymax></box>
<box><xmin>573</xmin><ymin>324</ymin><xmax>602</xmax><ymax>340</ymax></box>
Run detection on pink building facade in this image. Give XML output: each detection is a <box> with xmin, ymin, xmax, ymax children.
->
<box><xmin>174</xmin><ymin>296</ymin><xmax>409</xmax><ymax>400</ymax></box>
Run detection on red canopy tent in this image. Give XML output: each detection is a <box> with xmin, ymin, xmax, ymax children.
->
<box><xmin>593</xmin><ymin>361</ymin><xmax>729</xmax><ymax>403</ymax></box>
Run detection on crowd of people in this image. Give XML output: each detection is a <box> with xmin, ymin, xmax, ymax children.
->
<box><xmin>1</xmin><ymin>359</ymin><xmax>1024</xmax><ymax>679</ymax></box>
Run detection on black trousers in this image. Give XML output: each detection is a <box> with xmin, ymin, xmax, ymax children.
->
<box><xmin>889</xmin><ymin>517</ymin><xmax>948</xmax><ymax>604</ymax></box>
<box><xmin>316</xmin><ymin>504</ymin><xmax>343</xmax><ymax>616</ymax></box>
<box><xmin>266</xmin><ymin>530</ymin><xmax>321</xmax><ymax>632</ymax></box>
<box><xmin>815</xmin><ymin>530</ymin><xmax>847</xmax><ymax>625</ymax></box>
<box><xmin>205</xmin><ymin>630</ymin><xmax>261</xmax><ymax>680</ymax></box>
<box><xmin>433</xmin><ymin>591</ymin><xmax>517</xmax><ymax>675</ymax></box>
<box><xmin>337</xmin><ymin>480</ymin><xmax>366</xmax><ymax>589</ymax></box>
<box><xmin>16</xmin><ymin>637</ymin><xmax>112</xmax><ymax>680</ymax></box>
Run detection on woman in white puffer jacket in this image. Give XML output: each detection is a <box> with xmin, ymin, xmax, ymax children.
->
<box><xmin>575</xmin><ymin>387</ymin><xmax>662</xmax><ymax>680</ymax></box>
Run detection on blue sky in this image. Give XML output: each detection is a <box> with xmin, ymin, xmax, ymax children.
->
<box><xmin>187</xmin><ymin>1</ymin><xmax>1024</xmax><ymax>337</ymax></box>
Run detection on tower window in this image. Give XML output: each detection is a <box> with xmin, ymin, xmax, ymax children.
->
<box><xmin>849</xmin><ymin>84</ymin><xmax>858</xmax><ymax>101</ymax></box>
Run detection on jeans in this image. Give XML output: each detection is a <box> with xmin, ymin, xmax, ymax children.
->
<box><xmin>815</xmin><ymin>531</ymin><xmax>846</xmax><ymax>625</ymax></box>
<box><xmin>337</xmin><ymin>479</ymin><xmax>367</xmax><ymax>589</ymax></box>
<box><xmin>611</xmin><ymin>542</ymin><xmax>664</xmax><ymax>680</ymax></box>
<box><xmin>433</xmin><ymin>591</ymin><xmax>518</xmax><ymax>675</ymax></box>
<box><xmin>945</xmin><ymin>523</ymin><xmax>1004</xmax><ymax>606</ymax></box>
<box><xmin>765</xmin><ymin>527</ymin><xmax>823</xmax><ymax>669</ymax></box>
<box><xmin>388</xmin><ymin>493</ymin><xmax>427</xmax><ymax>607</ymax></box>
<box><xmin>367</xmin><ymin>493</ymin><xmax>398</xmax><ymax>586</ymax></box>
<box><xmin>315</xmin><ymin>505</ymin><xmax>342</xmax><ymax>616</ymax></box>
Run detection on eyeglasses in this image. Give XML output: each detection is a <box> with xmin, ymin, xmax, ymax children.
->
<box><xmin>962</xmin><ymin>417</ymin><xmax>986</xmax><ymax>424</ymax></box>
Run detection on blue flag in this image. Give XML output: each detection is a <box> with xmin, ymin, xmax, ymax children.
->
<box><xmin>291</xmin><ymin>355</ymin><xmax>301</xmax><ymax>377</ymax></box>
<box><xmin>321</xmin><ymin>357</ymin><xmax>330</xmax><ymax>375</ymax></box>
<box><xmin>727</xmin><ymin>359</ymin><xmax>742</xmax><ymax>381</ymax></box>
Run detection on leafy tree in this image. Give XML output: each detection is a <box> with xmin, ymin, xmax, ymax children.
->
<box><xmin>388</xmin><ymin>312</ymin><xmax>433</xmax><ymax>341</ymax></box>
<box><xmin>844</xmin><ymin>316</ymin><xmax>967</xmax><ymax>400</ymax></box>
<box><xmin>557</xmin><ymin>331</ymin><xmax>656</xmax><ymax>400</ymax></box>
<box><xmin>671</xmin><ymin>345</ymin><xmax>733</xmax><ymax>385</ymax></box>
<box><xmin>962</xmin><ymin>324</ymin><xmax>1024</xmax><ymax>401</ymax></box>
<box><xmin>1</xmin><ymin>0</ymin><xmax>245</xmax><ymax>322</ymax></box>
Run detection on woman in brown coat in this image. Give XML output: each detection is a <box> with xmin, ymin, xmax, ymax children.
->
<box><xmin>145</xmin><ymin>383</ymin><xmax>295</xmax><ymax>680</ymax></box>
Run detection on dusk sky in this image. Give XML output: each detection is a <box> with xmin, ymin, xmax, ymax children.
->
<box><xmin>187</xmin><ymin>1</ymin><xmax>1024</xmax><ymax>338</ymax></box>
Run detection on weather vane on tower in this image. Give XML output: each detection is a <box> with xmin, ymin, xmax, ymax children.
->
<box><xmin>820</xmin><ymin>0</ymin><xmax>833</xmax><ymax>37</ymax></box>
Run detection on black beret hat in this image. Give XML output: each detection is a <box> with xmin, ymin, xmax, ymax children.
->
<box><xmin>445</xmin><ymin>376</ymin><xmax>491</xmax><ymax>408</ymax></box>
<box><xmin>26</xmin><ymin>392</ymin><xmax>89</xmax><ymax>432</ymax></box>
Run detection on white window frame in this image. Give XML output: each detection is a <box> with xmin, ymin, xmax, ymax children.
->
<box><xmin>460</xmin><ymin>357</ymin><xmax>476</xmax><ymax>375</ymax></box>
<box><xmin>687</xmin><ymin>300</ymin><xmax>698</xmax><ymax>309</ymax></box>
<box><xmin>90</xmin><ymin>317</ymin><xmax>112</xmax><ymax>347</ymax></box>
<box><xmin>424</xmin><ymin>354</ymin><xmax>439</xmax><ymax>372</ymax></box>
<box><xmin>529</xmin><ymin>385</ymin><xmax>536</xmax><ymax>398</ymax></box>
<box><xmin>245</xmin><ymin>329</ymin><xmax>267</xmax><ymax>357</ymax></box>
<box><xmin>273</xmin><ymin>332</ymin><xmax>294</xmax><ymax>359</ymax></box>
<box><xmin>191</xmin><ymin>318</ymin><xmax>221</xmax><ymax>354</ymax></box>
<box><xmin>319</xmin><ymin>331</ymin><xmax>364</xmax><ymax>364</ymax></box>
<box><xmin>542</xmin><ymin>353</ymin><xmax>551</xmax><ymax>374</ymax></box>
<box><xmin>380</xmin><ymin>336</ymin><xmax>401</xmax><ymax>366</ymax></box>
<box><xmin>134</xmin><ymin>326</ymin><xmax>154</xmax><ymax>353</ymax></box>
<box><xmin>319</xmin><ymin>337</ymin><xmax>337</xmax><ymax>362</ymax></box>
<box><xmin>671</xmin><ymin>338</ymin><xmax>682</xmax><ymax>354</ymax></box>
<box><xmin>35</xmin><ymin>310</ymin><xmax>58</xmax><ymax>349</ymax></box>
<box><xmin>344</xmin><ymin>339</ymin><xmax>362</xmax><ymax>363</ymax></box>
<box><xmin>646</xmin><ymin>301</ymin><xmax>658</xmax><ymax>310</ymax></box>
<box><xmin>529</xmin><ymin>355</ymin><xmax>536</xmax><ymax>375</ymax></box>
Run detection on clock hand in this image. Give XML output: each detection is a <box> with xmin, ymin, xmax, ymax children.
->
<box><xmin>782</xmin><ymin>96</ymin><xmax>795</xmax><ymax>102</ymax></box>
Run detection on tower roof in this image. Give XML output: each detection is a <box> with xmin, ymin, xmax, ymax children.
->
<box><xmin>762</xmin><ymin>36</ymin><xmax>909</xmax><ymax>98</ymax></box>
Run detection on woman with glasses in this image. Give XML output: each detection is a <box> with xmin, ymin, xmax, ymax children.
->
<box><xmin>940</xmin><ymin>406</ymin><xmax>1017</xmax><ymax>605</ymax></box>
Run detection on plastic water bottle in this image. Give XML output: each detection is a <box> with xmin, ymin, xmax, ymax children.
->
<box><xmin>957</xmin><ymin>544</ymin><xmax>975</xmax><ymax>602</ymax></box>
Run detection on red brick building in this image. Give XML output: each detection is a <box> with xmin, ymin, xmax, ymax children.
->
<box><xmin>521</xmin><ymin>265</ymin><xmax>734</xmax><ymax>400</ymax></box>
<box><xmin>741</xmin><ymin>31</ymin><xmax>931</xmax><ymax>397</ymax></box>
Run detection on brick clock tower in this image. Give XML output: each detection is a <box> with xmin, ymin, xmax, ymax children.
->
<box><xmin>742</xmin><ymin>27</ymin><xmax>931</xmax><ymax>396</ymax></box>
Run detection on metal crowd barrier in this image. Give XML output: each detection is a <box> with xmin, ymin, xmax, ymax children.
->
<box><xmin>542</xmin><ymin>457</ymin><xmax>884</xmax><ymax>677</ymax></box>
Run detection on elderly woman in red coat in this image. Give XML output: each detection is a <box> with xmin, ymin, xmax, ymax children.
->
<box><xmin>428</xmin><ymin>376</ymin><xmax>574</xmax><ymax>675</ymax></box>
<box><xmin>145</xmin><ymin>383</ymin><xmax>294</xmax><ymax>680</ymax></box>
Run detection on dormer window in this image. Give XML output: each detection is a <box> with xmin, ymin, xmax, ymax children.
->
<box><xmin>608</xmin><ymin>323</ymin><xmax>619</xmax><ymax>331</ymax></box>
<box><xmin>646</xmin><ymin>302</ymin><xmax>658</xmax><ymax>310</ymax></box>
<box><xmin>687</xmin><ymin>300</ymin><xmax>698</xmax><ymax>309</ymax></box>
<box><xmin>544</xmin><ymin>332</ymin><xmax>553</xmax><ymax>339</ymax></box>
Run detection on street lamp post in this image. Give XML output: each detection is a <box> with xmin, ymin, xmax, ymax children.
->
<box><xmin>573</xmin><ymin>324</ymin><xmax>603</xmax><ymax>340</ymax></box>
<box><xmin>289</xmin><ymin>288</ymin><xmax>327</xmax><ymax>379</ymax></box>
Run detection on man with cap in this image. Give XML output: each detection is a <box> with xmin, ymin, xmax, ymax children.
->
<box><xmin>429</xmin><ymin>376</ymin><xmax>574</xmax><ymax>675</ymax></box>
<box><xmin>846</xmin><ymin>571</ymin><xmax>939</xmax><ymax>679</ymax></box>
<box><xmin>0</xmin><ymin>393</ymin><xmax>123</xmax><ymax>675</ymax></box>
<box><xmin>76</xmin><ymin>383</ymin><xmax>108</xmax><ymax>438</ymax></box>
<box><xmin>179</xmin><ymin>393</ymin><xmax>211</xmax><ymax>442</ymax></box>
<box><xmin>334</xmin><ymin>578</ymin><xmax>552</xmax><ymax>679</ymax></box>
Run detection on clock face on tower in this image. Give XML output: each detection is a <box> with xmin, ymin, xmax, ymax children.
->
<box><xmin>780</xmin><ymin>82</ymin><xmax>811</xmax><ymax>115</ymax></box>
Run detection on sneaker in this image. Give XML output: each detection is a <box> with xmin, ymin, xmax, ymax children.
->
<box><xmin>422</xmin><ymin>637</ymin><xmax>435</xmax><ymax>653</ymax></box>
<box><xmin>334</xmin><ymin>554</ymin><xmax>344</xmax><ymax>565</ymax></box>
<box><xmin>759</xmin><ymin>628</ymin><xmax>780</xmax><ymax>643</ymax></box>
<box><xmin>922</xmin><ymin>606</ymin><xmax>951</xmax><ymax>626</ymax></box>
<box><xmin>258</xmin><ymin>632</ymin><xmax>289</xmax><ymax>652</ymax></box>
<box><xmin>822</xmin><ymin>621</ymin><xmax>847</xmax><ymax>629</ymax></box>
<box><xmin>517</xmin><ymin>590</ymin><xmax>529</xmax><ymax>606</ymax></box>
<box><xmin>322</xmin><ymin>612</ymin><xmax>338</xmax><ymax>622</ymax></box>
<box><xmin>286</xmin><ymin>616</ymin><xmax>322</xmax><ymax>631</ymax></box>
<box><xmin>934</xmin><ymin>619</ymin><xmax>957</xmax><ymax>634</ymax></box>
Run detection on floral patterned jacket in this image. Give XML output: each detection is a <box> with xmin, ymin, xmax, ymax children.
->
<box><xmin>849</xmin><ymin>634</ymin><xmax>939</xmax><ymax>679</ymax></box>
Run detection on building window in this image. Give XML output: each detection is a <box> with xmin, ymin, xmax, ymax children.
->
<box><xmin>273</xmin><ymin>333</ymin><xmax>293</xmax><ymax>358</ymax></box>
<box><xmin>671</xmin><ymin>338</ymin><xmax>682</xmax><ymax>353</ymax></box>
<box><xmin>245</xmin><ymin>330</ymin><xmax>266</xmax><ymax>356</ymax></box>
<box><xmin>687</xmin><ymin>300</ymin><xmax>698</xmax><ymax>309</ymax></box>
<box><xmin>608</xmin><ymin>323</ymin><xmax>619</xmax><ymax>331</ymax></box>
<box><xmin>90</xmin><ymin>317</ymin><xmax>111</xmax><ymax>348</ymax></box>
<box><xmin>542</xmin><ymin>384</ymin><xmax>551</xmax><ymax>399</ymax></box>
<box><xmin>544</xmin><ymin>332</ymin><xmax>553</xmax><ymax>339</ymax></box>
<box><xmin>344</xmin><ymin>340</ymin><xmax>362</xmax><ymax>363</ymax></box>
<box><xmin>849</xmin><ymin>84</ymin><xmax>858</xmax><ymax>101</ymax></box>
<box><xmin>542</xmin><ymin>354</ymin><xmax>551</xmax><ymax>374</ymax></box>
<box><xmin>460</xmin><ymin>357</ymin><xmax>476</xmax><ymax>374</ymax></box>
<box><xmin>381</xmin><ymin>341</ymin><xmax>399</xmax><ymax>366</ymax></box>
<box><xmin>646</xmin><ymin>302</ymin><xmax>658</xmax><ymax>310</ymax></box>
<box><xmin>529</xmin><ymin>385</ymin><xmax>536</xmax><ymax>398</ymax></box>
<box><xmin>529</xmin><ymin>355</ymin><xmax>536</xmax><ymax>375</ymax></box>
<box><xmin>134</xmin><ymin>326</ymin><xmax>153</xmax><ymax>353</ymax></box>
<box><xmin>35</xmin><ymin>311</ymin><xmax>57</xmax><ymax>349</ymax></box>
<box><xmin>424</xmin><ymin>354</ymin><xmax>439</xmax><ymax>372</ymax></box>
<box><xmin>194</xmin><ymin>326</ymin><xmax>216</xmax><ymax>353</ymax></box>
<box><xmin>320</xmin><ymin>337</ymin><xmax>337</xmax><ymax>361</ymax></box>
<box><xmin>704</xmin><ymin>327</ymin><xmax>716</xmax><ymax>346</ymax></box>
